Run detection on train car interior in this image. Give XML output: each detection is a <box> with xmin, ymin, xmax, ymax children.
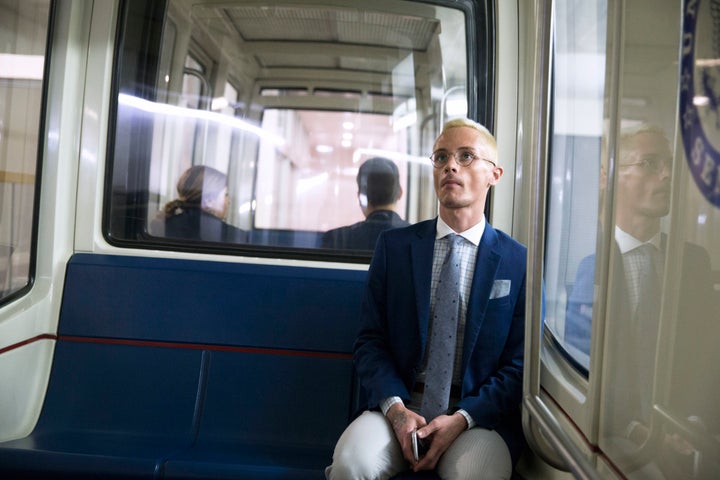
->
<box><xmin>0</xmin><ymin>0</ymin><xmax>508</xmax><ymax>478</ymax></box>
<box><xmin>0</xmin><ymin>0</ymin><xmax>718</xmax><ymax>479</ymax></box>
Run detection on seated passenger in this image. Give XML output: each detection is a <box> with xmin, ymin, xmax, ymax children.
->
<box><xmin>321</xmin><ymin>157</ymin><xmax>409</xmax><ymax>250</ymax></box>
<box><xmin>161</xmin><ymin>165</ymin><xmax>247</xmax><ymax>243</ymax></box>
<box><xmin>325</xmin><ymin>119</ymin><xmax>526</xmax><ymax>480</ymax></box>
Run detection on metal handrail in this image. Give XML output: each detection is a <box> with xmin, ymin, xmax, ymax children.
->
<box><xmin>524</xmin><ymin>395</ymin><xmax>603</xmax><ymax>479</ymax></box>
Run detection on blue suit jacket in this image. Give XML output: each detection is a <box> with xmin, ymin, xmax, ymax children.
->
<box><xmin>353</xmin><ymin>218</ymin><xmax>527</xmax><ymax>463</ymax></box>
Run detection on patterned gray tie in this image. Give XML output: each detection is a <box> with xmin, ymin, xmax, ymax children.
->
<box><xmin>420</xmin><ymin>233</ymin><xmax>462</xmax><ymax>421</ymax></box>
<box><xmin>634</xmin><ymin>243</ymin><xmax>661</xmax><ymax>421</ymax></box>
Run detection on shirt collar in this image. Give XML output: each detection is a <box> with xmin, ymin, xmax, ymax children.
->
<box><xmin>436</xmin><ymin>216</ymin><xmax>485</xmax><ymax>246</ymax></box>
<box><xmin>615</xmin><ymin>225</ymin><xmax>661</xmax><ymax>254</ymax></box>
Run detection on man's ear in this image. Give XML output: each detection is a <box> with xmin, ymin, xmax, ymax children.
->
<box><xmin>488</xmin><ymin>166</ymin><xmax>504</xmax><ymax>186</ymax></box>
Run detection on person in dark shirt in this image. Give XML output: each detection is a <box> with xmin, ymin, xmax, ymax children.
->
<box><xmin>321</xmin><ymin>157</ymin><xmax>409</xmax><ymax>250</ymax></box>
<box><xmin>160</xmin><ymin>165</ymin><xmax>247</xmax><ymax>244</ymax></box>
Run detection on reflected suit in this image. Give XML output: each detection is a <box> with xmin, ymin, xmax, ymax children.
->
<box><xmin>565</xmin><ymin>234</ymin><xmax>717</xmax><ymax>469</ymax></box>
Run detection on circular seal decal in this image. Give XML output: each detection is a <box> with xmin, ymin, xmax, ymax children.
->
<box><xmin>680</xmin><ymin>0</ymin><xmax>720</xmax><ymax>208</ymax></box>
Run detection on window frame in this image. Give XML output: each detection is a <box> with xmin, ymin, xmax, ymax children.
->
<box><xmin>0</xmin><ymin>0</ymin><xmax>54</xmax><ymax>306</ymax></box>
<box><xmin>102</xmin><ymin>0</ymin><xmax>495</xmax><ymax>264</ymax></box>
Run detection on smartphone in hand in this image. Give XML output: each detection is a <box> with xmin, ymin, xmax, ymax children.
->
<box><xmin>411</xmin><ymin>429</ymin><xmax>429</xmax><ymax>462</ymax></box>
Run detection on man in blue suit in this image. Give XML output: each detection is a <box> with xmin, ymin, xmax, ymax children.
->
<box><xmin>326</xmin><ymin>119</ymin><xmax>526</xmax><ymax>480</ymax></box>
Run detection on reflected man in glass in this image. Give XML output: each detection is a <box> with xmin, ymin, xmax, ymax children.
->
<box><xmin>565</xmin><ymin>125</ymin><xmax>718</xmax><ymax>478</ymax></box>
<box><xmin>565</xmin><ymin>126</ymin><xmax>673</xmax><ymax>356</ymax></box>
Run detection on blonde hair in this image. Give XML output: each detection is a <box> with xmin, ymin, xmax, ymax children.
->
<box><xmin>439</xmin><ymin>118</ymin><xmax>498</xmax><ymax>162</ymax></box>
<box><xmin>618</xmin><ymin>125</ymin><xmax>669</xmax><ymax>164</ymax></box>
<box><xmin>600</xmin><ymin>124</ymin><xmax>669</xmax><ymax>171</ymax></box>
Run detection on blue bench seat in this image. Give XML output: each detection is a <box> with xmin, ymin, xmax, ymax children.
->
<box><xmin>0</xmin><ymin>254</ymin><xmax>364</xmax><ymax>479</ymax></box>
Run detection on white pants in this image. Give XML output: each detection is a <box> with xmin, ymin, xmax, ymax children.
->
<box><xmin>325</xmin><ymin>411</ymin><xmax>512</xmax><ymax>480</ymax></box>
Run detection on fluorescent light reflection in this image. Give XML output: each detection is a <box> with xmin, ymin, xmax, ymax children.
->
<box><xmin>316</xmin><ymin>145</ymin><xmax>334</xmax><ymax>153</ymax></box>
<box><xmin>118</xmin><ymin>93</ymin><xmax>285</xmax><ymax>146</ymax></box>
<box><xmin>0</xmin><ymin>54</ymin><xmax>44</xmax><ymax>80</ymax></box>
<box><xmin>296</xmin><ymin>172</ymin><xmax>329</xmax><ymax>194</ymax></box>
<box><xmin>393</xmin><ymin>111</ymin><xmax>417</xmax><ymax>131</ymax></box>
<box><xmin>446</xmin><ymin>98</ymin><xmax>468</xmax><ymax>117</ymax></box>
<box><xmin>353</xmin><ymin>148</ymin><xmax>428</xmax><ymax>166</ymax></box>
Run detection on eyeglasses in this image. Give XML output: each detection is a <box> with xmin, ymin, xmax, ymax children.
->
<box><xmin>430</xmin><ymin>149</ymin><xmax>496</xmax><ymax>168</ymax></box>
<box><xmin>620</xmin><ymin>154</ymin><xmax>672</xmax><ymax>174</ymax></box>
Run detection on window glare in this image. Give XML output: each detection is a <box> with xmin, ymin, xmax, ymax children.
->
<box><xmin>544</xmin><ymin>0</ymin><xmax>607</xmax><ymax>372</ymax></box>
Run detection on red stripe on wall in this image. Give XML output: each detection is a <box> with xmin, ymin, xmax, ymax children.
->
<box><xmin>0</xmin><ymin>334</ymin><xmax>57</xmax><ymax>355</ymax></box>
<box><xmin>58</xmin><ymin>335</ymin><xmax>353</xmax><ymax>360</ymax></box>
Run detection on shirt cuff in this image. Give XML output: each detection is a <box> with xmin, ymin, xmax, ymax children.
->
<box><xmin>456</xmin><ymin>409</ymin><xmax>475</xmax><ymax>429</ymax></box>
<box><xmin>380</xmin><ymin>396</ymin><xmax>403</xmax><ymax>416</ymax></box>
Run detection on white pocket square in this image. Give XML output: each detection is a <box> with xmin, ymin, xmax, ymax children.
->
<box><xmin>490</xmin><ymin>279</ymin><xmax>511</xmax><ymax>299</ymax></box>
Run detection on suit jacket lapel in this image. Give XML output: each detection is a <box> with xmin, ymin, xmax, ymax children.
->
<box><xmin>411</xmin><ymin>220</ymin><xmax>437</xmax><ymax>355</ymax></box>
<box><xmin>461</xmin><ymin>223</ymin><xmax>501</xmax><ymax>375</ymax></box>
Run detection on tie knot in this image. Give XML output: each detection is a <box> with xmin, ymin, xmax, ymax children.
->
<box><xmin>637</xmin><ymin>242</ymin><xmax>655</xmax><ymax>252</ymax></box>
<box><xmin>446</xmin><ymin>233</ymin><xmax>462</xmax><ymax>249</ymax></box>
<box><xmin>635</xmin><ymin>243</ymin><xmax>657</xmax><ymax>262</ymax></box>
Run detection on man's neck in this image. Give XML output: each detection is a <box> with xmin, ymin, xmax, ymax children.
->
<box><xmin>616</xmin><ymin>217</ymin><xmax>661</xmax><ymax>242</ymax></box>
<box><xmin>439</xmin><ymin>206</ymin><xmax>484</xmax><ymax>233</ymax></box>
<box><xmin>364</xmin><ymin>204</ymin><xmax>395</xmax><ymax>217</ymax></box>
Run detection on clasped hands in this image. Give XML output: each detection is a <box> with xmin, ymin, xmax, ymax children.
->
<box><xmin>386</xmin><ymin>402</ymin><xmax>468</xmax><ymax>472</ymax></box>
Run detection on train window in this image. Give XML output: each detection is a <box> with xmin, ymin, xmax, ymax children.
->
<box><xmin>182</xmin><ymin>55</ymin><xmax>206</xmax><ymax>110</ymax></box>
<box><xmin>0</xmin><ymin>0</ymin><xmax>50</xmax><ymax>302</ymax></box>
<box><xmin>543</xmin><ymin>0</ymin><xmax>607</xmax><ymax>373</ymax></box>
<box><xmin>106</xmin><ymin>0</ymin><xmax>484</xmax><ymax>259</ymax></box>
<box><xmin>156</xmin><ymin>18</ymin><xmax>176</xmax><ymax>105</ymax></box>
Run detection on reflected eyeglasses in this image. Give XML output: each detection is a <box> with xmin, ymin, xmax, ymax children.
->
<box><xmin>619</xmin><ymin>155</ymin><xmax>672</xmax><ymax>174</ymax></box>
